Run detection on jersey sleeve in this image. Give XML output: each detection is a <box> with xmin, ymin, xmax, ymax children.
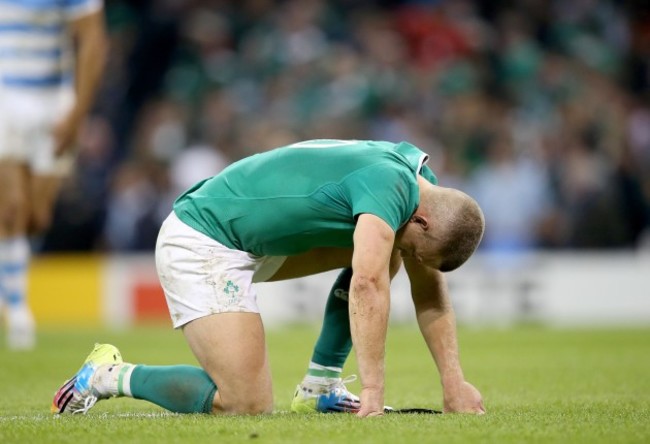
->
<box><xmin>63</xmin><ymin>0</ymin><xmax>103</xmax><ymax>21</ymax></box>
<box><xmin>342</xmin><ymin>164</ymin><xmax>418</xmax><ymax>232</ymax></box>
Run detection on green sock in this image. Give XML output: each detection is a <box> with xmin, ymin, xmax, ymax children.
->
<box><xmin>310</xmin><ymin>268</ymin><xmax>353</xmax><ymax>370</ymax></box>
<box><xmin>130</xmin><ymin>365</ymin><xmax>217</xmax><ymax>414</ymax></box>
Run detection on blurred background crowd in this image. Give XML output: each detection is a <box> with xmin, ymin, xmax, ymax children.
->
<box><xmin>42</xmin><ymin>0</ymin><xmax>650</xmax><ymax>254</ymax></box>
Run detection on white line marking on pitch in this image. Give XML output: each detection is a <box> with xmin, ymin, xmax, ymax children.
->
<box><xmin>0</xmin><ymin>412</ymin><xmax>174</xmax><ymax>422</ymax></box>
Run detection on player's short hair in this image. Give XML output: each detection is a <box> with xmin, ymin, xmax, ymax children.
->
<box><xmin>434</xmin><ymin>190</ymin><xmax>485</xmax><ymax>272</ymax></box>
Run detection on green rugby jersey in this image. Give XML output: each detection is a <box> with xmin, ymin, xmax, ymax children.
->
<box><xmin>173</xmin><ymin>139</ymin><xmax>438</xmax><ymax>256</ymax></box>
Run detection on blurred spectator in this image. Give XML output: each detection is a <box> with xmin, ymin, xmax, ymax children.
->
<box><xmin>169</xmin><ymin>144</ymin><xmax>229</xmax><ymax>197</ymax></box>
<box><xmin>41</xmin><ymin>117</ymin><xmax>114</xmax><ymax>251</ymax></box>
<box><xmin>104</xmin><ymin>161</ymin><xmax>161</xmax><ymax>251</ymax></box>
<box><xmin>467</xmin><ymin>128</ymin><xmax>554</xmax><ymax>252</ymax></box>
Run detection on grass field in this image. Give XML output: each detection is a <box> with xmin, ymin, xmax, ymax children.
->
<box><xmin>1</xmin><ymin>324</ymin><xmax>649</xmax><ymax>443</ymax></box>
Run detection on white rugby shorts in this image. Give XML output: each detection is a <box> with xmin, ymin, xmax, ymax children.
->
<box><xmin>155</xmin><ymin>211</ymin><xmax>287</xmax><ymax>328</ymax></box>
<box><xmin>0</xmin><ymin>88</ymin><xmax>75</xmax><ymax>175</ymax></box>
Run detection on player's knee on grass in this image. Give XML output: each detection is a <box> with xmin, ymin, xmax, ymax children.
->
<box><xmin>215</xmin><ymin>376</ymin><xmax>274</xmax><ymax>415</ymax></box>
<box><xmin>218</xmin><ymin>392</ymin><xmax>273</xmax><ymax>415</ymax></box>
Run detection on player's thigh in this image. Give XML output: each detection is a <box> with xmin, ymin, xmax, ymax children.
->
<box><xmin>266</xmin><ymin>247</ymin><xmax>354</xmax><ymax>281</ymax></box>
<box><xmin>182</xmin><ymin>312</ymin><xmax>273</xmax><ymax>414</ymax></box>
<box><xmin>29</xmin><ymin>174</ymin><xmax>64</xmax><ymax>233</ymax></box>
<box><xmin>0</xmin><ymin>160</ymin><xmax>30</xmax><ymax>236</ymax></box>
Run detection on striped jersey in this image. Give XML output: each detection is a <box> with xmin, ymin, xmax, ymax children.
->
<box><xmin>0</xmin><ymin>0</ymin><xmax>101</xmax><ymax>91</ymax></box>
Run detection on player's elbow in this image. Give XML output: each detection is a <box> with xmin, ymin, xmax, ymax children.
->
<box><xmin>351</xmin><ymin>273</ymin><xmax>383</xmax><ymax>295</ymax></box>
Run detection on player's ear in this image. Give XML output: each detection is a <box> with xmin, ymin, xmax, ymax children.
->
<box><xmin>409</xmin><ymin>214</ymin><xmax>429</xmax><ymax>230</ymax></box>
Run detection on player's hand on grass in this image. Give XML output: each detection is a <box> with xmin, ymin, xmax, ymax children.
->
<box><xmin>443</xmin><ymin>380</ymin><xmax>486</xmax><ymax>414</ymax></box>
<box><xmin>357</xmin><ymin>386</ymin><xmax>385</xmax><ymax>418</ymax></box>
<box><xmin>53</xmin><ymin>111</ymin><xmax>82</xmax><ymax>156</ymax></box>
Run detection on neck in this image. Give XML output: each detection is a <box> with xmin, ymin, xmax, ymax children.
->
<box><xmin>394</xmin><ymin>226</ymin><xmax>415</xmax><ymax>257</ymax></box>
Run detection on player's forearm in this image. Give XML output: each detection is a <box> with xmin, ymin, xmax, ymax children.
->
<box><xmin>406</xmin><ymin>263</ymin><xmax>465</xmax><ymax>385</ymax></box>
<box><xmin>72</xmin><ymin>14</ymin><xmax>108</xmax><ymax>122</ymax></box>
<box><xmin>416</xmin><ymin>305</ymin><xmax>464</xmax><ymax>385</ymax></box>
<box><xmin>349</xmin><ymin>274</ymin><xmax>390</xmax><ymax>392</ymax></box>
<box><xmin>409</xmin><ymin>266</ymin><xmax>484</xmax><ymax>413</ymax></box>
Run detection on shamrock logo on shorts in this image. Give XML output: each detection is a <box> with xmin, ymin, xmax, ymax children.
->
<box><xmin>223</xmin><ymin>280</ymin><xmax>241</xmax><ymax>304</ymax></box>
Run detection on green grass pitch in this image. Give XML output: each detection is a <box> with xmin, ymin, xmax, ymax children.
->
<box><xmin>1</xmin><ymin>324</ymin><xmax>649</xmax><ymax>443</ymax></box>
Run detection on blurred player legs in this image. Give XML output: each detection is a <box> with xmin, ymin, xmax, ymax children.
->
<box><xmin>0</xmin><ymin>0</ymin><xmax>107</xmax><ymax>349</ymax></box>
<box><xmin>0</xmin><ymin>236</ymin><xmax>33</xmax><ymax>349</ymax></box>
<box><xmin>0</xmin><ymin>91</ymin><xmax>73</xmax><ymax>350</ymax></box>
